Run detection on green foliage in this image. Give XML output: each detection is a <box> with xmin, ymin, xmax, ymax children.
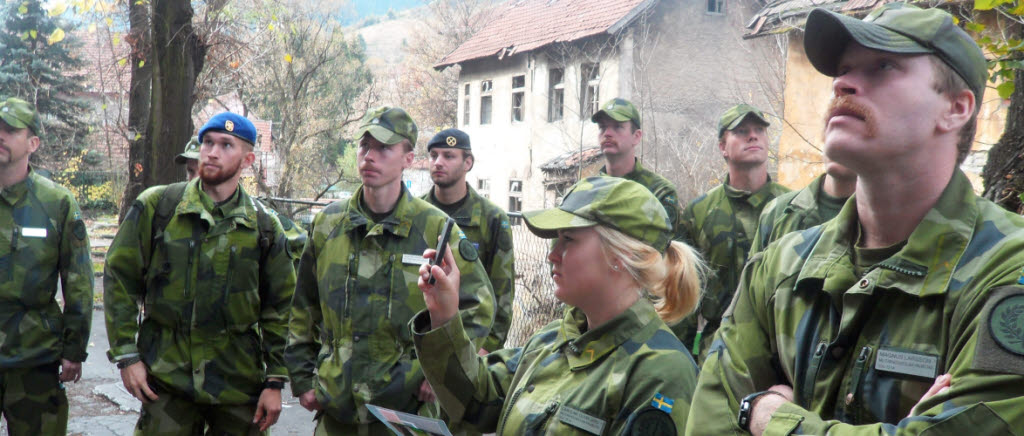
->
<box><xmin>969</xmin><ymin>1</ymin><xmax>1024</xmax><ymax>99</ymax></box>
<box><xmin>0</xmin><ymin>0</ymin><xmax>92</xmax><ymax>166</ymax></box>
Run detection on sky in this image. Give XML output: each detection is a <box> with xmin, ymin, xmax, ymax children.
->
<box><xmin>349</xmin><ymin>0</ymin><xmax>422</xmax><ymax>19</ymax></box>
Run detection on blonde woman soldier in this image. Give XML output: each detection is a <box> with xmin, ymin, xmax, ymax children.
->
<box><xmin>411</xmin><ymin>176</ymin><xmax>704</xmax><ymax>435</ymax></box>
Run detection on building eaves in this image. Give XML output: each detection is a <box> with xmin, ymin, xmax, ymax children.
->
<box><xmin>435</xmin><ymin>0</ymin><xmax>655</xmax><ymax>70</ymax></box>
<box><xmin>744</xmin><ymin>0</ymin><xmax>882</xmax><ymax>39</ymax></box>
<box><xmin>540</xmin><ymin>146</ymin><xmax>603</xmax><ymax>171</ymax></box>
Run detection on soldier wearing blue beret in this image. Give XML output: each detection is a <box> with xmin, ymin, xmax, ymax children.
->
<box><xmin>105</xmin><ymin>111</ymin><xmax>296</xmax><ymax>434</ymax></box>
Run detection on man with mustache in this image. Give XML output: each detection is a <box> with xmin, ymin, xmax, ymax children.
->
<box><xmin>0</xmin><ymin>97</ymin><xmax>93</xmax><ymax>434</ymax></box>
<box><xmin>591</xmin><ymin>98</ymin><xmax>683</xmax><ymax>240</ymax></box>
<box><xmin>749</xmin><ymin>156</ymin><xmax>856</xmax><ymax>253</ymax></box>
<box><xmin>285</xmin><ymin>106</ymin><xmax>494</xmax><ymax>434</ymax></box>
<box><xmin>105</xmin><ymin>112</ymin><xmax>296</xmax><ymax>434</ymax></box>
<box><xmin>175</xmin><ymin>136</ymin><xmax>306</xmax><ymax>270</ymax></box>
<box><xmin>421</xmin><ymin>128</ymin><xmax>514</xmax><ymax>356</ymax></box>
<box><xmin>688</xmin><ymin>4</ymin><xmax>1024</xmax><ymax>435</ymax></box>
<box><xmin>674</xmin><ymin>103</ymin><xmax>790</xmax><ymax>362</ymax></box>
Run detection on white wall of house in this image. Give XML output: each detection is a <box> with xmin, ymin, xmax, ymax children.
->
<box><xmin>457</xmin><ymin>51</ymin><xmax>622</xmax><ymax>215</ymax></box>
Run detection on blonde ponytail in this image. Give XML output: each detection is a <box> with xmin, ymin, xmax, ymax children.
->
<box><xmin>594</xmin><ymin>227</ymin><xmax>706</xmax><ymax>325</ymax></box>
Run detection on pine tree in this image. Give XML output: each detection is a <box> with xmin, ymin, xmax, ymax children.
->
<box><xmin>0</xmin><ymin>0</ymin><xmax>90</xmax><ymax>166</ymax></box>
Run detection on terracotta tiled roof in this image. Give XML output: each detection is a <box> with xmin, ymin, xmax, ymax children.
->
<box><xmin>436</xmin><ymin>0</ymin><xmax>655</xmax><ymax>68</ymax></box>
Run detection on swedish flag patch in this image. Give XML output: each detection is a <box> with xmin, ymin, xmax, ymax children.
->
<box><xmin>1018</xmin><ymin>266</ymin><xmax>1024</xmax><ymax>285</ymax></box>
<box><xmin>650</xmin><ymin>392</ymin><xmax>673</xmax><ymax>413</ymax></box>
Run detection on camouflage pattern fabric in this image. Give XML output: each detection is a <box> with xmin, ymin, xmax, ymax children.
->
<box><xmin>413</xmin><ymin>298</ymin><xmax>696</xmax><ymax>435</ymax></box>
<box><xmin>104</xmin><ymin>178</ymin><xmax>296</xmax><ymax>405</ymax></box>
<box><xmin>134</xmin><ymin>383</ymin><xmax>266</xmax><ymax>436</ymax></box>
<box><xmin>0</xmin><ymin>168</ymin><xmax>93</xmax><ymax>368</ymax></box>
<box><xmin>600</xmin><ymin>159</ymin><xmax>683</xmax><ymax>241</ymax></box>
<box><xmin>284</xmin><ymin>185</ymin><xmax>494</xmax><ymax>428</ymax></box>
<box><xmin>259</xmin><ymin>202</ymin><xmax>307</xmax><ymax>270</ymax></box>
<box><xmin>675</xmin><ymin>175</ymin><xmax>788</xmax><ymax>361</ymax></box>
<box><xmin>750</xmin><ymin>174</ymin><xmax>848</xmax><ymax>254</ymax></box>
<box><xmin>423</xmin><ymin>184</ymin><xmax>514</xmax><ymax>352</ymax></box>
<box><xmin>0</xmin><ymin>363</ymin><xmax>69</xmax><ymax>435</ymax></box>
<box><xmin>688</xmin><ymin>170</ymin><xmax>1024</xmax><ymax>435</ymax></box>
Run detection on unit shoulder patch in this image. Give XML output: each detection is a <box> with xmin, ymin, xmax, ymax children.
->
<box><xmin>990</xmin><ymin>293</ymin><xmax>1024</xmax><ymax>356</ymax></box>
<box><xmin>974</xmin><ymin>286</ymin><xmax>1024</xmax><ymax>375</ymax></box>
<box><xmin>625</xmin><ymin>406</ymin><xmax>676</xmax><ymax>436</ymax></box>
<box><xmin>459</xmin><ymin>238</ymin><xmax>478</xmax><ymax>262</ymax></box>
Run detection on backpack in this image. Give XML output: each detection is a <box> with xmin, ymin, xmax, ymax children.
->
<box><xmin>151</xmin><ymin>182</ymin><xmax>276</xmax><ymax>263</ymax></box>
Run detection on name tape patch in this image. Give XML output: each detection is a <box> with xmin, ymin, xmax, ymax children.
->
<box><xmin>21</xmin><ymin>227</ymin><xmax>47</xmax><ymax>238</ymax></box>
<box><xmin>874</xmin><ymin>348</ymin><xmax>938</xmax><ymax>379</ymax></box>
<box><xmin>557</xmin><ymin>405</ymin><xmax>606</xmax><ymax>435</ymax></box>
<box><xmin>401</xmin><ymin>254</ymin><xmax>428</xmax><ymax>266</ymax></box>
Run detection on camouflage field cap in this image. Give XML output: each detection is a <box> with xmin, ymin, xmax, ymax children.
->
<box><xmin>523</xmin><ymin>176</ymin><xmax>672</xmax><ymax>252</ymax></box>
<box><xmin>718</xmin><ymin>103</ymin><xmax>769</xmax><ymax>136</ymax></box>
<box><xmin>0</xmin><ymin>97</ymin><xmax>39</xmax><ymax>134</ymax></box>
<box><xmin>355</xmin><ymin>106</ymin><xmax>418</xmax><ymax>146</ymax></box>
<box><xmin>174</xmin><ymin>137</ymin><xmax>200</xmax><ymax>164</ymax></box>
<box><xmin>198</xmin><ymin>112</ymin><xmax>257</xmax><ymax>145</ymax></box>
<box><xmin>427</xmin><ymin>128</ymin><xmax>471</xmax><ymax>151</ymax></box>
<box><xmin>805</xmin><ymin>3</ymin><xmax>987</xmax><ymax>101</ymax></box>
<box><xmin>591</xmin><ymin>98</ymin><xmax>641</xmax><ymax>128</ymax></box>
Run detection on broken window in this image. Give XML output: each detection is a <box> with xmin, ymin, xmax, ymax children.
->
<box><xmin>511</xmin><ymin>75</ymin><xmax>526</xmax><ymax>123</ymax></box>
<box><xmin>480</xmin><ymin>80</ymin><xmax>493</xmax><ymax>125</ymax></box>
<box><xmin>580</xmin><ymin>63</ymin><xmax>600</xmax><ymax>119</ymax></box>
<box><xmin>548</xmin><ymin>68</ymin><xmax>564</xmax><ymax>122</ymax></box>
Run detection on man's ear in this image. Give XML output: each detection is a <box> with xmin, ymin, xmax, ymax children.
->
<box><xmin>938</xmin><ymin>89</ymin><xmax>974</xmax><ymax>134</ymax></box>
<box><xmin>27</xmin><ymin>135</ymin><xmax>40</xmax><ymax>154</ymax></box>
<box><xmin>464</xmin><ymin>154</ymin><xmax>474</xmax><ymax>172</ymax></box>
<box><xmin>242</xmin><ymin>147</ymin><xmax>256</xmax><ymax>169</ymax></box>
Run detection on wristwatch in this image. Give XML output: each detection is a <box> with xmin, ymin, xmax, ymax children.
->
<box><xmin>115</xmin><ymin>356</ymin><xmax>141</xmax><ymax>369</ymax></box>
<box><xmin>263</xmin><ymin>380</ymin><xmax>285</xmax><ymax>390</ymax></box>
<box><xmin>737</xmin><ymin>390</ymin><xmax>783</xmax><ymax>431</ymax></box>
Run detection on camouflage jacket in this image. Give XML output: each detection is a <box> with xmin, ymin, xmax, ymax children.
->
<box><xmin>600</xmin><ymin>159</ymin><xmax>683</xmax><ymax>240</ymax></box>
<box><xmin>688</xmin><ymin>170</ymin><xmax>1024</xmax><ymax>435</ymax></box>
<box><xmin>413</xmin><ymin>298</ymin><xmax>697</xmax><ymax>435</ymax></box>
<box><xmin>675</xmin><ymin>175</ymin><xmax>789</xmax><ymax>361</ymax></box>
<box><xmin>750</xmin><ymin>174</ymin><xmax>848</xmax><ymax>254</ymax></box>
<box><xmin>104</xmin><ymin>179</ymin><xmax>296</xmax><ymax>405</ymax></box>
<box><xmin>0</xmin><ymin>168</ymin><xmax>93</xmax><ymax>367</ymax></box>
<box><xmin>284</xmin><ymin>185</ymin><xmax>494</xmax><ymax>425</ymax></box>
<box><xmin>260</xmin><ymin>203</ymin><xmax>306</xmax><ymax>270</ymax></box>
<box><xmin>422</xmin><ymin>184</ymin><xmax>514</xmax><ymax>352</ymax></box>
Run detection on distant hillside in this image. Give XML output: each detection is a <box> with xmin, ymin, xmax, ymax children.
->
<box><xmin>355</xmin><ymin>6</ymin><xmax>427</xmax><ymax>68</ymax></box>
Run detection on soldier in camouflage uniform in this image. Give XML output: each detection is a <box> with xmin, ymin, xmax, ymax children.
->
<box><xmin>749</xmin><ymin>157</ymin><xmax>856</xmax><ymax>253</ymax></box>
<box><xmin>592</xmin><ymin>98</ymin><xmax>683</xmax><ymax>239</ymax></box>
<box><xmin>675</xmin><ymin>103</ymin><xmax>790</xmax><ymax>362</ymax></box>
<box><xmin>105</xmin><ymin>112</ymin><xmax>296</xmax><ymax>435</ymax></box>
<box><xmin>0</xmin><ymin>97</ymin><xmax>93</xmax><ymax>434</ymax></box>
<box><xmin>176</xmin><ymin>137</ymin><xmax>307</xmax><ymax>269</ymax></box>
<box><xmin>421</xmin><ymin>128</ymin><xmax>514</xmax><ymax>354</ymax></box>
<box><xmin>689</xmin><ymin>4</ymin><xmax>1024</xmax><ymax>435</ymax></box>
<box><xmin>284</xmin><ymin>106</ymin><xmax>495</xmax><ymax>435</ymax></box>
<box><xmin>413</xmin><ymin>176</ymin><xmax>705</xmax><ymax>435</ymax></box>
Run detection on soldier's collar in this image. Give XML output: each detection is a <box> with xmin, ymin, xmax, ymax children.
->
<box><xmin>560</xmin><ymin>299</ymin><xmax>658</xmax><ymax>370</ymax></box>
<box><xmin>347</xmin><ymin>186</ymin><xmax>413</xmax><ymax>237</ymax></box>
<box><xmin>796</xmin><ymin>170</ymin><xmax>977</xmax><ymax>298</ymax></box>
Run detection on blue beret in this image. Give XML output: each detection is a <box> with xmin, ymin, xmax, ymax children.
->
<box><xmin>427</xmin><ymin>128</ymin><xmax>471</xmax><ymax>151</ymax></box>
<box><xmin>198</xmin><ymin>112</ymin><xmax>257</xmax><ymax>145</ymax></box>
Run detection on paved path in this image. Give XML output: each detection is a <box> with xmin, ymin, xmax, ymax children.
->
<box><xmin>0</xmin><ymin>309</ymin><xmax>317</xmax><ymax>435</ymax></box>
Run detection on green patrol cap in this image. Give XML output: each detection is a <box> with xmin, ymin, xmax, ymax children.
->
<box><xmin>174</xmin><ymin>137</ymin><xmax>200</xmax><ymax>164</ymax></box>
<box><xmin>805</xmin><ymin>3</ymin><xmax>987</xmax><ymax>102</ymax></box>
<box><xmin>0</xmin><ymin>97</ymin><xmax>39</xmax><ymax>134</ymax></box>
<box><xmin>355</xmin><ymin>106</ymin><xmax>418</xmax><ymax>146</ymax></box>
<box><xmin>523</xmin><ymin>176</ymin><xmax>671</xmax><ymax>252</ymax></box>
<box><xmin>591</xmin><ymin>98</ymin><xmax>641</xmax><ymax>128</ymax></box>
<box><xmin>718</xmin><ymin>103</ymin><xmax>769</xmax><ymax>136</ymax></box>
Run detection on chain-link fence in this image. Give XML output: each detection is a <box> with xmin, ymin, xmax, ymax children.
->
<box><xmin>504</xmin><ymin>218</ymin><xmax>565</xmax><ymax>348</ymax></box>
